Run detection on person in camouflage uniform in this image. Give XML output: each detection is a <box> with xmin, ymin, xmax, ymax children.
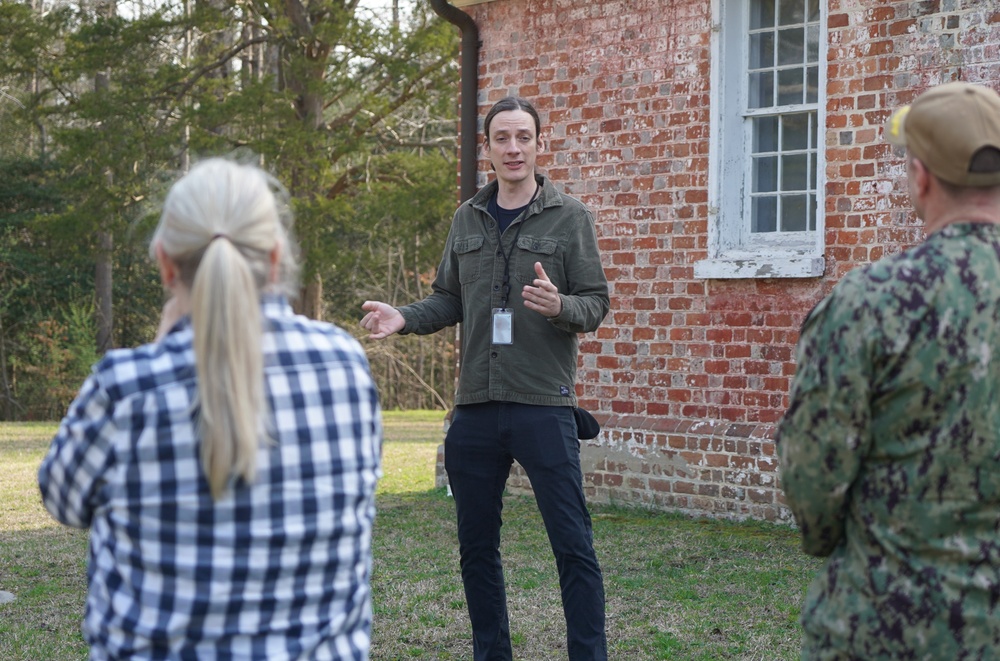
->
<box><xmin>777</xmin><ymin>81</ymin><xmax>1000</xmax><ymax>660</ymax></box>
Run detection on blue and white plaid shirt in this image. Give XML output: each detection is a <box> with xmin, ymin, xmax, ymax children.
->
<box><xmin>39</xmin><ymin>295</ymin><xmax>382</xmax><ymax>660</ymax></box>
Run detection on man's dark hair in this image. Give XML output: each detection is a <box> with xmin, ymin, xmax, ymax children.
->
<box><xmin>484</xmin><ymin>97</ymin><xmax>541</xmax><ymax>144</ymax></box>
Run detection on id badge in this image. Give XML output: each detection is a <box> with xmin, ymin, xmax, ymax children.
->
<box><xmin>492</xmin><ymin>308</ymin><xmax>513</xmax><ymax>345</ymax></box>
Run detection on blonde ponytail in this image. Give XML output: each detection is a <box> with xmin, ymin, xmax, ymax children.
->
<box><xmin>191</xmin><ymin>236</ymin><xmax>264</xmax><ymax>498</ymax></box>
<box><xmin>152</xmin><ymin>158</ymin><xmax>298</xmax><ymax>499</ymax></box>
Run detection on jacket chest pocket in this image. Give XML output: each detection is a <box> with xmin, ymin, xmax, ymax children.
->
<box><xmin>513</xmin><ymin>236</ymin><xmax>560</xmax><ymax>285</ymax></box>
<box><xmin>453</xmin><ymin>235</ymin><xmax>485</xmax><ymax>284</ymax></box>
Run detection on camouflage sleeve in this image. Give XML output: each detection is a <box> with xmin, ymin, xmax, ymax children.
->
<box><xmin>777</xmin><ymin>286</ymin><xmax>874</xmax><ymax>557</ymax></box>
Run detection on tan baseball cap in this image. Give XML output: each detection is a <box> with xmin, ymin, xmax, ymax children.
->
<box><xmin>885</xmin><ymin>81</ymin><xmax>1000</xmax><ymax>187</ymax></box>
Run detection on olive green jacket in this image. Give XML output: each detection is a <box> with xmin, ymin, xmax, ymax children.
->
<box><xmin>398</xmin><ymin>175</ymin><xmax>609</xmax><ymax>407</ymax></box>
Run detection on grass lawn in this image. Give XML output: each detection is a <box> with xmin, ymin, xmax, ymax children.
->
<box><xmin>0</xmin><ymin>413</ymin><xmax>821</xmax><ymax>660</ymax></box>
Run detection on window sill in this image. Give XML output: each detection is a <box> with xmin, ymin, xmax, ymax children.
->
<box><xmin>693</xmin><ymin>252</ymin><xmax>825</xmax><ymax>279</ymax></box>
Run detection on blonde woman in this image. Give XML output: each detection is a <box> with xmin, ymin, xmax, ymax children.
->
<box><xmin>39</xmin><ymin>158</ymin><xmax>382</xmax><ymax>660</ymax></box>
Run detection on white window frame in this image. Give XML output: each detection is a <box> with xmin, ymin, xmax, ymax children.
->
<box><xmin>696</xmin><ymin>0</ymin><xmax>828</xmax><ymax>279</ymax></box>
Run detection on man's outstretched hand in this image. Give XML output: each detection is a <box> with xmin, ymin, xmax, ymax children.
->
<box><xmin>360</xmin><ymin>301</ymin><xmax>405</xmax><ymax>339</ymax></box>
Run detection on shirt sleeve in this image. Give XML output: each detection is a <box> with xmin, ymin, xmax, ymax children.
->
<box><xmin>399</xmin><ymin>220</ymin><xmax>465</xmax><ymax>335</ymax></box>
<box><xmin>549</xmin><ymin>206</ymin><xmax>610</xmax><ymax>334</ymax></box>
<box><xmin>38</xmin><ymin>373</ymin><xmax>116</xmax><ymax>529</ymax></box>
<box><xmin>777</xmin><ymin>286</ymin><xmax>874</xmax><ymax>557</ymax></box>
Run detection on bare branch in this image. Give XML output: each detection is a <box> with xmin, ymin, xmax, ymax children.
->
<box><xmin>364</xmin><ymin>342</ymin><xmax>450</xmax><ymax>410</ymax></box>
<box><xmin>155</xmin><ymin>34</ymin><xmax>270</xmax><ymax>132</ymax></box>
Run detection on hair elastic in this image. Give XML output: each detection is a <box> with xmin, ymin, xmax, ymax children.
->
<box><xmin>211</xmin><ymin>233</ymin><xmax>229</xmax><ymax>242</ymax></box>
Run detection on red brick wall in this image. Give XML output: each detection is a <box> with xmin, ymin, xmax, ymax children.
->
<box><xmin>442</xmin><ymin>0</ymin><xmax>1000</xmax><ymax>521</ymax></box>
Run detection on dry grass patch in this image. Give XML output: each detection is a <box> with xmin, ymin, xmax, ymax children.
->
<box><xmin>0</xmin><ymin>422</ymin><xmax>89</xmax><ymax>661</ymax></box>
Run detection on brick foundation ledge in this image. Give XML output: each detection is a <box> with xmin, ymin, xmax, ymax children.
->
<box><xmin>434</xmin><ymin>413</ymin><xmax>792</xmax><ymax>524</ymax></box>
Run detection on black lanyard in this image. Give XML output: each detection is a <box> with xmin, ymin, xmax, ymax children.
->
<box><xmin>494</xmin><ymin>184</ymin><xmax>540</xmax><ymax>309</ymax></box>
<box><xmin>496</xmin><ymin>220</ymin><xmax>526</xmax><ymax>309</ymax></box>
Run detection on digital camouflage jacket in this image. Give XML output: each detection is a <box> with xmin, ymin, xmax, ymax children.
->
<box><xmin>777</xmin><ymin>222</ymin><xmax>1000</xmax><ymax>660</ymax></box>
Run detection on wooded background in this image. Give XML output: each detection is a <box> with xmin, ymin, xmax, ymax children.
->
<box><xmin>0</xmin><ymin>0</ymin><xmax>461</xmax><ymax>419</ymax></box>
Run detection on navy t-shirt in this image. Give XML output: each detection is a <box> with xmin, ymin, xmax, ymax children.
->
<box><xmin>488</xmin><ymin>192</ymin><xmax>531</xmax><ymax>234</ymax></box>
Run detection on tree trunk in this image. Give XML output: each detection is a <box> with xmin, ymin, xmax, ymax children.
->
<box><xmin>0</xmin><ymin>315</ymin><xmax>14</xmax><ymax>419</ymax></box>
<box><xmin>298</xmin><ymin>272</ymin><xmax>323</xmax><ymax>320</ymax></box>
<box><xmin>95</xmin><ymin>229</ymin><xmax>114</xmax><ymax>352</ymax></box>
<box><xmin>278</xmin><ymin>0</ymin><xmax>333</xmax><ymax>322</ymax></box>
<box><xmin>94</xmin><ymin>55</ymin><xmax>114</xmax><ymax>353</ymax></box>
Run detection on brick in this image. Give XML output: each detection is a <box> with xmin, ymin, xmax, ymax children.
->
<box><xmin>829</xmin><ymin>13</ymin><xmax>850</xmax><ymax>28</ymax></box>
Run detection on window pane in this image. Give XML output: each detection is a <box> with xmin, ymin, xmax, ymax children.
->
<box><xmin>809</xmin><ymin>193</ymin><xmax>817</xmax><ymax>231</ymax></box>
<box><xmin>806</xmin><ymin>66</ymin><xmax>819</xmax><ymax>103</ymax></box>
<box><xmin>782</xmin><ymin>154</ymin><xmax>809</xmax><ymax>191</ymax></box>
<box><xmin>810</xmin><ymin>153</ymin><xmax>817</xmax><ymax>187</ymax></box>
<box><xmin>778</xmin><ymin>0</ymin><xmax>803</xmax><ymax>25</ymax></box>
<box><xmin>749</xmin><ymin>71</ymin><xmax>774</xmax><ymax>109</ymax></box>
<box><xmin>781</xmin><ymin>194</ymin><xmax>808</xmax><ymax>231</ymax></box>
<box><xmin>753</xmin><ymin>196</ymin><xmax>778</xmax><ymax>232</ymax></box>
<box><xmin>750</xmin><ymin>32</ymin><xmax>775</xmax><ymax>69</ymax></box>
<box><xmin>781</xmin><ymin>113</ymin><xmax>809</xmax><ymax>150</ymax></box>
<box><xmin>777</xmin><ymin>27</ymin><xmax>805</xmax><ymax>66</ymax></box>
<box><xmin>809</xmin><ymin>112</ymin><xmax>818</xmax><ymax>148</ymax></box>
<box><xmin>777</xmin><ymin>68</ymin><xmax>803</xmax><ymax>105</ymax></box>
<box><xmin>753</xmin><ymin>116</ymin><xmax>779</xmax><ymax>152</ymax></box>
<box><xmin>806</xmin><ymin>25</ymin><xmax>820</xmax><ymax>61</ymax></box>
<box><xmin>806</xmin><ymin>0</ymin><xmax>820</xmax><ymax>22</ymax></box>
<box><xmin>751</xmin><ymin>0</ymin><xmax>775</xmax><ymax>29</ymax></box>
<box><xmin>754</xmin><ymin>155</ymin><xmax>778</xmax><ymax>192</ymax></box>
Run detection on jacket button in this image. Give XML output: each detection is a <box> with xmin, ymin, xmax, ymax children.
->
<box><xmin>491</xmin><ymin>352</ymin><xmax>498</xmax><ymax>359</ymax></box>
<box><xmin>493</xmin><ymin>285</ymin><xmax>499</xmax><ymax>291</ymax></box>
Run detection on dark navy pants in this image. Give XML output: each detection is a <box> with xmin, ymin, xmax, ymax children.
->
<box><xmin>444</xmin><ymin>402</ymin><xmax>608</xmax><ymax>661</ymax></box>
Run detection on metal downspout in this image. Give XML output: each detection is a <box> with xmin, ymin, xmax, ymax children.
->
<box><xmin>428</xmin><ymin>0</ymin><xmax>480</xmax><ymax>203</ymax></box>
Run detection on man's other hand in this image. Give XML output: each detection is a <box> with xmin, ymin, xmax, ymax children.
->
<box><xmin>522</xmin><ymin>262</ymin><xmax>563</xmax><ymax>318</ymax></box>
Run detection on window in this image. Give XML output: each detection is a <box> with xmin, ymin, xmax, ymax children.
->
<box><xmin>696</xmin><ymin>0</ymin><xmax>826</xmax><ymax>279</ymax></box>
